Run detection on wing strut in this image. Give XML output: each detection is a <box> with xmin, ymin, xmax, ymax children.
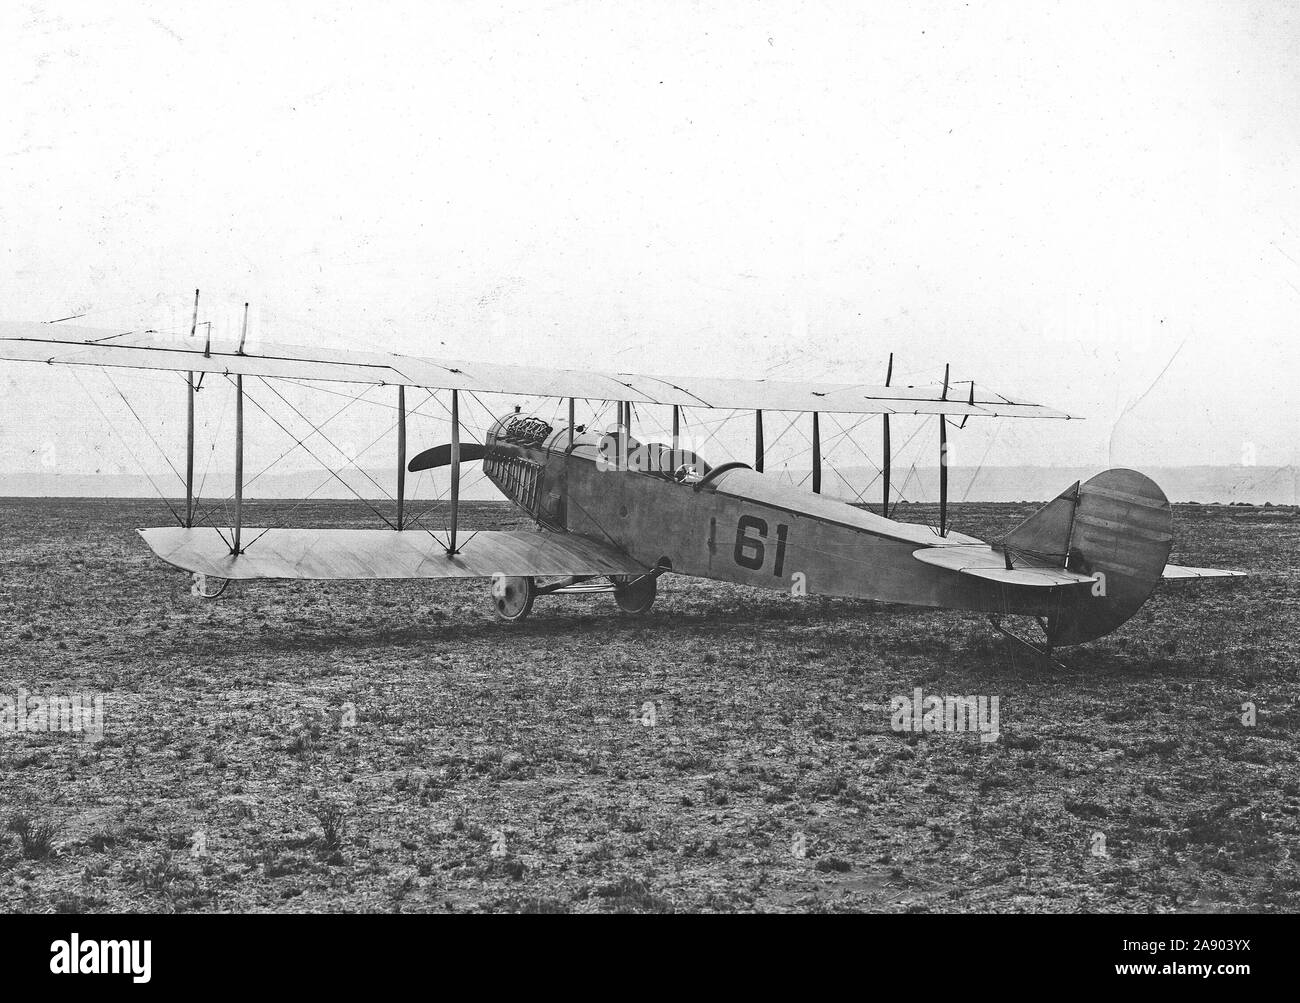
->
<box><xmin>812</xmin><ymin>411</ymin><xmax>822</xmax><ymax>494</ymax></box>
<box><xmin>755</xmin><ymin>409</ymin><xmax>765</xmax><ymax>473</ymax></box>
<box><xmin>617</xmin><ymin>401</ymin><xmax>628</xmax><ymax>469</ymax></box>
<box><xmin>449</xmin><ymin>389</ymin><xmax>461</xmax><ymax>554</ymax></box>
<box><xmin>568</xmin><ymin>397</ymin><xmax>575</xmax><ymax>450</ymax></box>
<box><xmin>882</xmin><ymin>352</ymin><xmax>893</xmax><ymax>518</ymax></box>
<box><xmin>397</xmin><ymin>385</ymin><xmax>407</xmax><ymax>530</ymax></box>
<box><xmin>185</xmin><ymin>288</ymin><xmax>199</xmax><ymax>527</ymax></box>
<box><xmin>233</xmin><ymin>372</ymin><xmax>244</xmax><ymax>554</ymax></box>
<box><xmin>939</xmin><ymin>362</ymin><xmax>950</xmax><ymax>537</ymax></box>
<box><xmin>232</xmin><ymin>302</ymin><xmax>249</xmax><ymax>554</ymax></box>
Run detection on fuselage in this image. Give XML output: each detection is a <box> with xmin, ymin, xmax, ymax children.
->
<box><xmin>483</xmin><ymin>413</ymin><xmax>1057</xmax><ymax>617</ymax></box>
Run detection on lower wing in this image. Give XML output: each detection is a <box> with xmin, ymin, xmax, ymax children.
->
<box><xmin>138</xmin><ymin>527</ymin><xmax>646</xmax><ymax>581</ymax></box>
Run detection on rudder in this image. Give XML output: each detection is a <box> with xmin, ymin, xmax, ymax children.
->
<box><xmin>1002</xmin><ymin>469</ymin><xmax>1172</xmax><ymax>646</ymax></box>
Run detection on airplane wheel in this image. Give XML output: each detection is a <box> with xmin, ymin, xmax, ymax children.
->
<box><xmin>611</xmin><ymin>574</ymin><xmax>656</xmax><ymax>614</ymax></box>
<box><xmin>492</xmin><ymin>575</ymin><xmax>535</xmax><ymax>622</ymax></box>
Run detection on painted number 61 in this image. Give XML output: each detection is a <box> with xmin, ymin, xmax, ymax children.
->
<box><xmin>734</xmin><ymin>515</ymin><xmax>789</xmax><ymax>577</ymax></box>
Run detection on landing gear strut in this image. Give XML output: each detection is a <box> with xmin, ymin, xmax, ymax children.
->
<box><xmin>189</xmin><ymin>572</ymin><xmax>229</xmax><ymax>600</ymax></box>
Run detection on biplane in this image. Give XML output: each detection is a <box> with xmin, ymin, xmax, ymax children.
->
<box><xmin>0</xmin><ymin>301</ymin><xmax>1244</xmax><ymax>655</ymax></box>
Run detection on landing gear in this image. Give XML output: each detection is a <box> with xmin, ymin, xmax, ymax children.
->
<box><xmin>492</xmin><ymin>575</ymin><xmax>536</xmax><ymax>622</ymax></box>
<box><xmin>189</xmin><ymin>572</ymin><xmax>229</xmax><ymax>600</ymax></box>
<box><xmin>487</xmin><ymin>571</ymin><xmax>660</xmax><ymax>620</ymax></box>
<box><xmin>610</xmin><ymin>573</ymin><xmax>657</xmax><ymax>614</ymax></box>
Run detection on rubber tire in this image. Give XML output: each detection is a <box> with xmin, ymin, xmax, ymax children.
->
<box><xmin>493</xmin><ymin>575</ymin><xmax>536</xmax><ymax>622</ymax></box>
<box><xmin>611</xmin><ymin>574</ymin><xmax>656</xmax><ymax>614</ymax></box>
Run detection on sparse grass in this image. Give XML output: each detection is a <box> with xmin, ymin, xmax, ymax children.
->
<box><xmin>0</xmin><ymin>497</ymin><xmax>1294</xmax><ymax>912</ymax></box>
<box><xmin>487</xmin><ymin>895</ymin><xmax>570</xmax><ymax>914</ymax></box>
<box><xmin>52</xmin><ymin>891</ymin><xmax>106</xmax><ymax>914</ymax></box>
<box><xmin>310</xmin><ymin>802</ymin><xmax>348</xmax><ymax>862</ymax></box>
<box><xmin>590</xmin><ymin>876</ymin><xmax>674</xmax><ymax>913</ymax></box>
<box><xmin>7</xmin><ymin>814</ymin><xmax>60</xmax><ymax>860</ymax></box>
<box><xmin>85</xmin><ymin>828</ymin><xmax>118</xmax><ymax>853</ymax></box>
<box><xmin>121</xmin><ymin>850</ymin><xmax>186</xmax><ymax>893</ymax></box>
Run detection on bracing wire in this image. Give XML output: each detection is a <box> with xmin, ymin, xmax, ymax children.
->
<box><xmin>68</xmin><ymin>369</ymin><xmax>185</xmax><ymax>527</ymax></box>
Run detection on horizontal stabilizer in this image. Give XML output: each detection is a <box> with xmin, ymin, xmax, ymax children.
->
<box><xmin>912</xmin><ymin>544</ymin><xmax>1098</xmax><ymax>587</ymax></box>
<box><xmin>138</xmin><ymin>527</ymin><xmax>645</xmax><ymax>581</ymax></box>
<box><xmin>1161</xmin><ymin>564</ymin><xmax>1247</xmax><ymax>585</ymax></box>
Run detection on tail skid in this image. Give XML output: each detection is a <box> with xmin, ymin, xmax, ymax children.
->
<box><xmin>988</xmin><ymin>614</ymin><xmax>1069</xmax><ymax>670</ymax></box>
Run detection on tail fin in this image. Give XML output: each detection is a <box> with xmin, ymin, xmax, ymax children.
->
<box><xmin>1002</xmin><ymin>469</ymin><xmax>1172</xmax><ymax>645</ymax></box>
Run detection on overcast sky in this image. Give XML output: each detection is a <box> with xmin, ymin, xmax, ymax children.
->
<box><xmin>2</xmin><ymin>1</ymin><xmax>1297</xmax><ymax>491</ymax></box>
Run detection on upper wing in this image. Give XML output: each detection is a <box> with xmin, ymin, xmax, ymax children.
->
<box><xmin>0</xmin><ymin>321</ymin><xmax>1074</xmax><ymax>418</ymax></box>
<box><xmin>139</xmin><ymin>527</ymin><xmax>647</xmax><ymax>581</ymax></box>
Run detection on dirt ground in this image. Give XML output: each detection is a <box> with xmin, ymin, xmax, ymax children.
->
<box><xmin>0</xmin><ymin>497</ymin><xmax>1295</xmax><ymax>913</ymax></box>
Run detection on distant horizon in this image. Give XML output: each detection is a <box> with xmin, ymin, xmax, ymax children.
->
<box><xmin>2</xmin><ymin>462</ymin><xmax>1293</xmax><ymax>506</ymax></box>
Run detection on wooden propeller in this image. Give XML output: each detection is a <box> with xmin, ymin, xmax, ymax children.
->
<box><xmin>407</xmin><ymin>442</ymin><xmax>487</xmax><ymax>473</ymax></box>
